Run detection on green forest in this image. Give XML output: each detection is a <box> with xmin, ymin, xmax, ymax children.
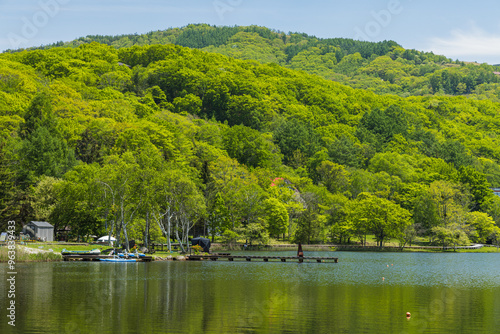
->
<box><xmin>2</xmin><ymin>24</ymin><xmax>500</xmax><ymax>250</ymax></box>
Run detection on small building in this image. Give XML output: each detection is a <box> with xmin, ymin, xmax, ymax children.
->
<box><xmin>492</xmin><ymin>188</ymin><xmax>500</xmax><ymax>198</ymax></box>
<box><xmin>23</xmin><ymin>221</ymin><xmax>54</xmax><ymax>242</ymax></box>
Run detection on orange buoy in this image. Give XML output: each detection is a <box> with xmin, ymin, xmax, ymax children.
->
<box><xmin>382</xmin><ymin>277</ymin><xmax>385</xmax><ymax>281</ymax></box>
<box><xmin>387</xmin><ymin>264</ymin><xmax>389</xmax><ymax>267</ymax></box>
<box><xmin>406</xmin><ymin>312</ymin><xmax>411</xmax><ymax>317</ymax></box>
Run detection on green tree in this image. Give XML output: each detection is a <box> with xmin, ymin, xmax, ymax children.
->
<box><xmin>316</xmin><ymin>161</ymin><xmax>350</xmax><ymax>194</ymax></box>
<box><xmin>273</xmin><ymin>118</ymin><xmax>321</xmax><ymax>166</ymax></box>
<box><xmin>457</xmin><ymin>166</ymin><xmax>493</xmax><ymax>211</ymax></box>
<box><xmin>465</xmin><ymin>211</ymin><xmax>497</xmax><ymax>243</ymax></box>
<box><xmin>222</xmin><ymin>124</ymin><xmax>282</xmax><ymax>168</ymax></box>
<box><xmin>357</xmin><ymin>105</ymin><xmax>408</xmax><ymax>145</ymax></box>
<box><xmin>431</xmin><ymin>224</ymin><xmax>469</xmax><ymax>250</ymax></box>
<box><xmin>207</xmin><ymin>192</ymin><xmax>231</xmax><ymax>242</ymax></box>
<box><xmin>20</xmin><ymin>91</ymin><xmax>57</xmax><ymax>139</ymax></box>
<box><xmin>173</xmin><ymin>93</ymin><xmax>202</xmax><ymax>115</ymax></box>
<box><xmin>263</xmin><ymin>197</ymin><xmax>288</xmax><ymax>239</ymax></box>
<box><xmin>292</xmin><ymin>190</ymin><xmax>327</xmax><ymax>244</ymax></box>
<box><xmin>349</xmin><ymin>193</ymin><xmax>412</xmax><ymax>248</ymax></box>
<box><xmin>50</xmin><ymin>163</ymin><xmax>105</xmax><ymax>240</ymax></box>
<box><xmin>19</xmin><ymin>126</ymin><xmax>76</xmax><ymax>182</ymax></box>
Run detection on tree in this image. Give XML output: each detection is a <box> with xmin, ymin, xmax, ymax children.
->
<box><xmin>431</xmin><ymin>224</ymin><xmax>469</xmax><ymax>250</ymax></box>
<box><xmin>435</xmin><ymin>140</ymin><xmax>473</xmax><ymax>168</ymax></box>
<box><xmin>173</xmin><ymin>93</ymin><xmax>202</xmax><ymax>115</ymax></box>
<box><xmin>457</xmin><ymin>166</ymin><xmax>493</xmax><ymax>212</ymax></box>
<box><xmin>0</xmin><ymin>139</ymin><xmax>20</xmax><ymax>232</ymax></box>
<box><xmin>273</xmin><ymin>118</ymin><xmax>321</xmax><ymax>166</ymax></box>
<box><xmin>349</xmin><ymin>193</ymin><xmax>412</xmax><ymax>248</ymax></box>
<box><xmin>237</xmin><ymin>222</ymin><xmax>269</xmax><ymax>245</ymax></box>
<box><xmin>268</xmin><ymin>177</ymin><xmax>306</xmax><ymax>240</ymax></box>
<box><xmin>151</xmin><ymin>166</ymin><xmax>205</xmax><ymax>253</ymax></box>
<box><xmin>222</xmin><ymin>124</ymin><xmax>282</xmax><ymax>168</ymax></box>
<box><xmin>428</xmin><ymin>180</ymin><xmax>469</xmax><ymax>227</ymax></box>
<box><xmin>292</xmin><ymin>189</ymin><xmax>327</xmax><ymax>244</ymax></box>
<box><xmin>19</xmin><ymin>126</ymin><xmax>76</xmax><ymax>183</ymax></box>
<box><xmin>206</xmin><ymin>192</ymin><xmax>231</xmax><ymax>242</ymax></box>
<box><xmin>31</xmin><ymin>176</ymin><xmax>61</xmax><ymax>222</ymax></box>
<box><xmin>207</xmin><ymin>156</ymin><xmax>258</xmax><ymax>230</ymax></box>
<box><xmin>97</xmin><ymin>153</ymin><xmax>144</xmax><ymax>251</ymax></box>
<box><xmin>316</xmin><ymin>161</ymin><xmax>350</xmax><ymax>194</ymax></box>
<box><xmin>465</xmin><ymin>211</ymin><xmax>497</xmax><ymax>244</ymax></box>
<box><xmin>263</xmin><ymin>197</ymin><xmax>288</xmax><ymax>239</ymax></box>
<box><xmin>357</xmin><ymin>105</ymin><xmax>408</xmax><ymax>144</ymax></box>
<box><xmin>20</xmin><ymin>91</ymin><xmax>57</xmax><ymax>139</ymax></box>
<box><xmin>50</xmin><ymin>163</ymin><xmax>105</xmax><ymax>240</ymax></box>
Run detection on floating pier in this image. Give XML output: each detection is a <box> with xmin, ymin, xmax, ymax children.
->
<box><xmin>188</xmin><ymin>254</ymin><xmax>338</xmax><ymax>263</ymax></box>
<box><xmin>62</xmin><ymin>254</ymin><xmax>154</xmax><ymax>262</ymax></box>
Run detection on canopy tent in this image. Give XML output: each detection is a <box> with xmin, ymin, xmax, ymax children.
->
<box><xmin>191</xmin><ymin>237</ymin><xmax>211</xmax><ymax>253</ymax></box>
<box><xmin>97</xmin><ymin>236</ymin><xmax>117</xmax><ymax>242</ymax></box>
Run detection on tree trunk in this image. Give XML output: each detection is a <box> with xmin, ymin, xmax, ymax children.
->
<box><xmin>175</xmin><ymin>229</ymin><xmax>186</xmax><ymax>253</ymax></box>
<box><xmin>167</xmin><ymin>215</ymin><xmax>172</xmax><ymax>252</ymax></box>
<box><xmin>123</xmin><ymin>225</ymin><xmax>130</xmax><ymax>252</ymax></box>
<box><xmin>144</xmin><ymin>211</ymin><xmax>150</xmax><ymax>249</ymax></box>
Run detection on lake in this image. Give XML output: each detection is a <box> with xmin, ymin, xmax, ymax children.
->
<box><xmin>1</xmin><ymin>251</ymin><xmax>500</xmax><ymax>333</ymax></box>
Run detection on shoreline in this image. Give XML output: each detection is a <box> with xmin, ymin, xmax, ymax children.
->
<box><xmin>210</xmin><ymin>243</ymin><xmax>500</xmax><ymax>253</ymax></box>
<box><xmin>1</xmin><ymin>243</ymin><xmax>498</xmax><ymax>263</ymax></box>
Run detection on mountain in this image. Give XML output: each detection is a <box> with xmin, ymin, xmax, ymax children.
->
<box><xmin>1</xmin><ymin>27</ymin><xmax>500</xmax><ymax>247</ymax></box>
<box><xmin>16</xmin><ymin>24</ymin><xmax>500</xmax><ymax>99</ymax></box>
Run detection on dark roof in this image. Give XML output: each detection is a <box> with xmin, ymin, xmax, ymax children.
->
<box><xmin>28</xmin><ymin>221</ymin><xmax>54</xmax><ymax>228</ymax></box>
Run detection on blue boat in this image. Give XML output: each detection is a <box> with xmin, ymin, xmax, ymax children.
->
<box><xmin>61</xmin><ymin>248</ymin><xmax>101</xmax><ymax>256</ymax></box>
<box><xmin>100</xmin><ymin>256</ymin><xmax>137</xmax><ymax>262</ymax></box>
<box><xmin>118</xmin><ymin>252</ymin><xmax>146</xmax><ymax>259</ymax></box>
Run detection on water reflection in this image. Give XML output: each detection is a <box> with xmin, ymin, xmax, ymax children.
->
<box><xmin>1</xmin><ymin>252</ymin><xmax>499</xmax><ymax>333</ymax></box>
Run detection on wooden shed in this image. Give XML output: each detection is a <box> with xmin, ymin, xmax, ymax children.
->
<box><xmin>24</xmin><ymin>221</ymin><xmax>54</xmax><ymax>242</ymax></box>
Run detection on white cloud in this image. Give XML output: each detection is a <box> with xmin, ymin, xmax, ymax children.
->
<box><xmin>426</xmin><ymin>25</ymin><xmax>500</xmax><ymax>63</ymax></box>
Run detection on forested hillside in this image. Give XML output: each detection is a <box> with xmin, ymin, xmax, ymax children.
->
<box><xmin>29</xmin><ymin>24</ymin><xmax>500</xmax><ymax>99</ymax></box>
<box><xmin>2</xmin><ymin>36</ymin><xmax>500</xmax><ymax>249</ymax></box>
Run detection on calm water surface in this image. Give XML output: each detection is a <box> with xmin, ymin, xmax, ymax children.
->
<box><xmin>1</xmin><ymin>251</ymin><xmax>500</xmax><ymax>333</ymax></box>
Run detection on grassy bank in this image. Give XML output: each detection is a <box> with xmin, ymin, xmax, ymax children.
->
<box><xmin>211</xmin><ymin>243</ymin><xmax>500</xmax><ymax>253</ymax></box>
<box><xmin>22</xmin><ymin>243</ymin><xmax>110</xmax><ymax>254</ymax></box>
<box><xmin>0</xmin><ymin>246</ymin><xmax>63</xmax><ymax>262</ymax></box>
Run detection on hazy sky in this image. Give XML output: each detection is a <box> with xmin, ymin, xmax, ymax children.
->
<box><xmin>1</xmin><ymin>0</ymin><xmax>500</xmax><ymax>63</ymax></box>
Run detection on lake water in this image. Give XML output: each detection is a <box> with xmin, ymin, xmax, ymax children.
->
<box><xmin>1</xmin><ymin>251</ymin><xmax>500</xmax><ymax>333</ymax></box>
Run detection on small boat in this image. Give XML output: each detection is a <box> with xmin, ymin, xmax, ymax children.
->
<box><xmin>61</xmin><ymin>248</ymin><xmax>101</xmax><ymax>255</ymax></box>
<box><xmin>100</xmin><ymin>256</ymin><xmax>137</xmax><ymax>262</ymax></box>
<box><xmin>118</xmin><ymin>252</ymin><xmax>146</xmax><ymax>259</ymax></box>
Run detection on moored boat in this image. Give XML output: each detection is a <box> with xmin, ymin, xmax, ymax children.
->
<box><xmin>100</xmin><ymin>256</ymin><xmax>137</xmax><ymax>262</ymax></box>
<box><xmin>61</xmin><ymin>248</ymin><xmax>101</xmax><ymax>255</ymax></box>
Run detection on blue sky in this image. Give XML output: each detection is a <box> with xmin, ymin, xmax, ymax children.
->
<box><xmin>1</xmin><ymin>0</ymin><xmax>500</xmax><ymax>64</ymax></box>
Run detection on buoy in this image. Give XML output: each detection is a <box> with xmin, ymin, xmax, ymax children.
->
<box><xmin>391</xmin><ymin>264</ymin><xmax>393</xmax><ymax>266</ymax></box>
<box><xmin>387</xmin><ymin>264</ymin><xmax>389</xmax><ymax>267</ymax></box>
<box><xmin>406</xmin><ymin>312</ymin><xmax>411</xmax><ymax>317</ymax></box>
<box><xmin>382</xmin><ymin>277</ymin><xmax>385</xmax><ymax>281</ymax></box>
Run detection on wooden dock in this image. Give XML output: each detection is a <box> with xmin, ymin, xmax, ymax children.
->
<box><xmin>188</xmin><ymin>254</ymin><xmax>338</xmax><ymax>263</ymax></box>
<box><xmin>62</xmin><ymin>254</ymin><xmax>154</xmax><ymax>262</ymax></box>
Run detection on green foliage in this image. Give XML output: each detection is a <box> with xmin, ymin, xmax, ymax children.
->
<box><xmin>3</xmin><ymin>30</ymin><xmax>500</xmax><ymax>247</ymax></box>
<box><xmin>207</xmin><ymin>192</ymin><xmax>231</xmax><ymax>242</ymax></box>
<box><xmin>273</xmin><ymin>118</ymin><xmax>321</xmax><ymax>166</ymax></box>
<box><xmin>222</xmin><ymin>125</ymin><xmax>282</xmax><ymax>168</ymax></box>
<box><xmin>357</xmin><ymin>105</ymin><xmax>408</xmax><ymax>147</ymax></box>
<box><xmin>263</xmin><ymin>197</ymin><xmax>288</xmax><ymax>237</ymax></box>
<box><xmin>237</xmin><ymin>222</ymin><xmax>269</xmax><ymax>245</ymax></box>
<box><xmin>347</xmin><ymin>193</ymin><xmax>412</xmax><ymax>248</ymax></box>
<box><xmin>19</xmin><ymin>126</ymin><xmax>76</xmax><ymax>182</ymax></box>
<box><xmin>457</xmin><ymin>166</ymin><xmax>493</xmax><ymax>211</ymax></box>
<box><xmin>465</xmin><ymin>211</ymin><xmax>497</xmax><ymax>243</ymax></box>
